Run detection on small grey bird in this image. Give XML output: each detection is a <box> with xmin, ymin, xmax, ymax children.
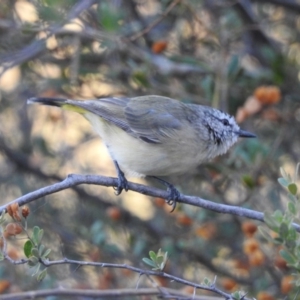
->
<box><xmin>28</xmin><ymin>95</ymin><xmax>256</xmax><ymax>210</ymax></box>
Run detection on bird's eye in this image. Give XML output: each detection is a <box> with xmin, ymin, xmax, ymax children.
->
<box><xmin>222</xmin><ymin>119</ymin><xmax>230</xmax><ymax>126</ymax></box>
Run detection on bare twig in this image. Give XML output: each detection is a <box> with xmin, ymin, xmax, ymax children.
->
<box><xmin>0</xmin><ymin>0</ymin><xmax>97</xmax><ymax>74</ymax></box>
<box><xmin>1</xmin><ymin>255</ymin><xmax>245</xmax><ymax>300</ymax></box>
<box><xmin>0</xmin><ymin>287</ymin><xmax>224</xmax><ymax>300</ymax></box>
<box><xmin>1</xmin><ymin>173</ymin><xmax>299</xmax><ymax>232</ymax></box>
<box><xmin>129</xmin><ymin>0</ymin><xmax>182</xmax><ymax>42</ymax></box>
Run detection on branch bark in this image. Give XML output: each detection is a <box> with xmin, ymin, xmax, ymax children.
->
<box><xmin>1</xmin><ymin>173</ymin><xmax>299</xmax><ymax>231</ymax></box>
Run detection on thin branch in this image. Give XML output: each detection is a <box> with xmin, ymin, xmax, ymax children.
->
<box><xmin>0</xmin><ymin>0</ymin><xmax>97</xmax><ymax>74</ymax></box>
<box><xmin>129</xmin><ymin>0</ymin><xmax>182</xmax><ymax>42</ymax></box>
<box><xmin>0</xmin><ymin>287</ymin><xmax>224</xmax><ymax>300</ymax></box>
<box><xmin>1</xmin><ymin>173</ymin><xmax>300</xmax><ymax>232</ymax></box>
<box><xmin>2</xmin><ymin>256</ymin><xmax>244</xmax><ymax>300</ymax></box>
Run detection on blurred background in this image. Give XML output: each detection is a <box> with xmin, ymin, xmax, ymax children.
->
<box><xmin>0</xmin><ymin>0</ymin><xmax>300</xmax><ymax>298</ymax></box>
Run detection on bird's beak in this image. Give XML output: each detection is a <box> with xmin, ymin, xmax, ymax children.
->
<box><xmin>237</xmin><ymin>129</ymin><xmax>256</xmax><ymax>138</ymax></box>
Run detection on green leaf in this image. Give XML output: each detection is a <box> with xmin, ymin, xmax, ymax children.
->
<box><xmin>28</xmin><ymin>256</ymin><xmax>39</xmax><ymax>267</ymax></box>
<box><xmin>32</xmin><ymin>263</ymin><xmax>41</xmax><ymax>276</ymax></box>
<box><xmin>24</xmin><ymin>240</ymin><xmax>33</xmax><ymax>258</ymax></box>
<box><xmin>227</xmin><ymin>55</ymin><xmax>239</xmax><ymax>78</ymax></box>
<box><xmin>202</xmin><ymin>277</ymin><xmax>211</xmax><ymax>286</ymax></box>
<box><xmin>273</xmin><ymin>210</ymin><xmax>283</xmax><ymax>222</ymax></box>
<box><xmin>258</xmin><ymin>226</ymin><xmax>274</xmax><ymax>243</ymax></box>
<box><xmin>288</xmin><ymin>202</ymin><xmax>297</xmax><ymax>215</ymax></box>
<box><xmin>278</xmin><ymin>177</ymin><xmax>289</xmax><ymax>188</ymax></box>
<box><xmin>287</xmin><ymin>227</ymin><xmax>297</xmax><ymax>241</ymax></box>
<box><xmin>37</xmin><ymin>269</ymin><xmax>47</xmax><ymax>282</ymax></box>
<box><xmin>242</xmin><ymin>174</ymin><xmax>255</xmax><ymax>189</ymax></box>
<box><xmin>32</xmin><ymin>226</ymin><xmax>41</xmax><ymax>245</ymax></box>
<box><xmin>98</xmin><ymin>2</ymin><xmax>121</xmax><ymax>32</ymax></box>
<box><xmin>264</xmin><ymin>212</ymin><xmax>280</xmax><ymax>231</ymax></box>
<box><xmin>149</xmin><ymin>251</ymin><xmax>157</xmax><ymax>261</ymax></box>
<box><xmin>41</xmin><ymin>248</ymin><xmax>51</xmax><ymax>259</ymax></box>
<box><xmin>0</xmin><ymin>251</ymin><xmax>4</xmax><ymax>261</ymax></box>
<box><xmin>38</xmin><ymin>229</ymin><xmax>44</xmax><ymax>243</ymax></box>
<box><xmin>38</xmin><ymin>244</ymin><xmax>45</xmax><ymax>256</ymax></box>
<box><xmin>286</xmin><ymin>240</ymin><xmax>296</xmax><ymax>249</ymax></box>
<box><xmin>31</xmin><ymin>248</ymin><xmax>39</xmax><ymax>258</ymax></box>
<box><xmin>288</xmin><ymin>183</ymin><xmax>298</xmax><ymax>195</ymax></box>
<box><xmin>279</xmin><ymin>223</ymin><xmax>289</xmax><ymax>238</ymax></box>
<box><xmin>142</xmin><ymin>258</ymin><xmax>157</xmax><ymax>268</ymax></box>
<box><xmin>280</xmin><ymin>249</ymin><xmax>296</xmax><ymax>265</ymax></box>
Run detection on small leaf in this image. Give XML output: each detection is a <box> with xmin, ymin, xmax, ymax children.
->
<box><xmin>280</xmin><ymin>249</ymin><xmax>296</xmax><ymax>265</ymax></box>
<box><xmin>285</xmin><ymin>240</ymin><xmax>296</xmax><ymax>249</ymax></box>
<box><xmin>258</xmin><ymin>226</ymin><xmax>274</xmax><ymax>243</ymax></box>
<box><xmin>142</xmin><ymin>258</ymin><xmax>157</xmax><ymax>268</ymax></box>
<box><xmin>37</xmin><ymin>269</ymin><xmax>47</xmax><ymax>282</ymax></box>
<box><xmin>31</xmin><ymin>248</ymin><xmax>39</xmax><ymax>258</ymax></box>
<box><xmin>227</xmin><ymin>55</ymin><xmax>239</xmax><ymax>78</ymax></box>
<box><xmin>32</xmin><ymin>226</ymin><xmax>40</xmax><ymax>245</ymax></box>
<box><xmin>278</xmin><ymin>177</ymin><xmax>289</xmax><ymax>188</ymax></box>
<box><xmin>242</xmin><ymin>175</ymin><xmax>255</xmax><ymax>189</ymax></box>
<box><xmin>31</xmin><ymin>263</ymin><xmax>40</xmax><ymax>276</ymax></box>
<box><xmin>288</xmin><ymin>183</ymin><xmax>298</xmax><ymax>195</ymax></box>
<box><xmin>149</xmin><ymin>251</ymin><xmax>157</xmax><ymax>261</ymax></box>
<box><xmin>264</xmin><ymin>212</ymin><xmax>279</xmax><ymax>231</ymax></box>
<box><xmin>38</xmin><ymin>244</ymin><xmax>45</xmax><ymax>256</ymax></box>
<box><xmin>24</xmin><ymin>240</ymin><xmax>33</xmax><ymax>258</ymax></box>
<box><xmin>202</xmin><ymin>277</ymin><xmax>211</xmax><ymax>286</ymax></box>
<box><xmin>38</xmin><ymin>229</ymin><xmax>44</xmax><ymax>243</ymax></box>
<box><xmin>288</xmin><ymin>202</ymin><xmax>297</xmax><ymax>215</ymax></box>
<box><xmin>41</xmin><ymin>248</ymin><xmax>51</xmax><ymax>259</ymax></box>
<box><xmin>280</xmin><ymin>167</ymin><xmax>289</xmax><ymax>180</ymax></box>
<box><xmin>287</xmin><ymin>227</ymin><xmax>297</xmax><ymax>241</ymax></box>
<box><xmin>0</xmin><ymin>251</ymin><xmax>4</xmax><ymax>261</ymax></box>
<box><xmin>28</xmin><ymin>256</ymin><xmax>39</xmax><ymax>267</ymax></box>
<box><xmin>279</xmin><ymin>223</ymin><xmax>289</xmax><ymax>238</ymax></box>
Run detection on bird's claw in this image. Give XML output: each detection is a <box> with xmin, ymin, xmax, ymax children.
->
<box><xmin>113</xmin><ymin>160</ymin><xmax>129</xmax><ymax>195</ymax></box>
<box><xmin>165</xmin><ymin>185</ymin><xmax>181</xmax><ymax>212</ymax></box>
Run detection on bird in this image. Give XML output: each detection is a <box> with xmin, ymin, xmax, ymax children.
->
<box><xmin>27</xmin><ymin>95</ymin><xmax>256</xmax><ymax>211</ymax></box>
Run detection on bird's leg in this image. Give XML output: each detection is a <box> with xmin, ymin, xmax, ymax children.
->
<box><xmin>113</xmin><ymin>160</ymin><xmax>129</xmax><ymax>195</ymax></box>
<box><xmin>150</xmin><ymin>176</ymin><xmax>181</xmax><ymax>212</ymax></box>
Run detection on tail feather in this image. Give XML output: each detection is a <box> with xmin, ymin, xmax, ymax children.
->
<box><xmin>27</xmin><ymin>97</ymin><xmax>67</xmax><ymax>107</ymax></box>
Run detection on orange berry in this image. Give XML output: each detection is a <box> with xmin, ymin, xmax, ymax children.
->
<box><xmin>254</xmin><ymin>86</ymin><xmax>281</xmax><ymax>105</ymax></box>
<box><xmin>195</xmin><ymin>223</ymin><xmax>217</xmax><ymax>240</ymax></box>
<box><xmin>243</xmin><ymin>238</ymin><xmax>260</xmax><ymax>254</ymax></box>
<box><xmin>21</xmin><ymin>206</ymin><xmax>30</xmax><ymax>218</ymax></box>
<box><xmin>248</xmin><ymin>249</ymin><xmax>265</xmax><ymax>266</ymax></box>
<box><xmin>0</xmin><ymin>280</ymin><xmax>10</xmax><ymax>293</ymax></box>
<box><xmin>106</xmin><ymin>206</ymin><xmax>122</xmax><ymax>221</ymax></box>
<box><xmin>151</xmin><ymin>40</ymin><xmax>168</xmax><ymax>54</ymax></box>
<box><xmin>274</xmin><ymin>255</ymin><xmax>287</xmax><ymax>270</ymax></box>
<box><xmin>241</xmin><ymin>221</ymin><xmax>257</xmax><ymax>238</ymax></box>
<box><xmin>154</xmin><ymin>197</ymin><xmax>166</xmax><ymax>207</ymax></box>
<box><xmin>6</xmin><ymin>203</ymin><xmax>21</xmax><ymax>221</ymax></box>
<box><xmin>4</xmin><ymin>223</ymin><xmax>22</xmax><ymax>238</ymax></box>
<box><xmin>176</xmin><ymin>213</ymin><xmax>193</xmax><ymax>226</ymax></box>
<box><xmin>221</xmin><ymin>278</ymin><xmax>237</xmax><ymax>291</ymax></box>
<box><xmin>281</xmin><ymin>275</ymin><xmax>294</xmax><ymax>294</ymax></box>
<box><xmin>257</xmin><ymin>291</ymin><xmax>275</xmax><ymax>300</ymax></box>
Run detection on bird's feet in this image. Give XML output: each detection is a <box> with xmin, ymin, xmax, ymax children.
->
<box><xmin>113</xmin><ymin>161</ymin><xmax>129</xmax><ymax>195</ymax></box>
<box><xmin>151</xmin><ymin>176</ymin><xmax>181</xmax><ymax>212</ymax></box>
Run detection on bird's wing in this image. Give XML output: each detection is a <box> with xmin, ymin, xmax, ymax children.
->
<box><xmin>124</xmin><ymin>96</ymin><xmax>184</xmax><ymax>143</ymax></box>
<box><xmin>69</xmin><ymin>96</ymin><xmax>186</xmax><ymax>144</ymax></box>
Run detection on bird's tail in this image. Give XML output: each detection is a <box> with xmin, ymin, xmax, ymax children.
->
<box><xmin>27</xmin><ymin>97</ymin><xmax>68</xmax><ymax>107</ymax></box>
<box><xmin>27</xmin><ymin>97</ymin><xmax>87</xmax><ymax>113</ymax></box>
